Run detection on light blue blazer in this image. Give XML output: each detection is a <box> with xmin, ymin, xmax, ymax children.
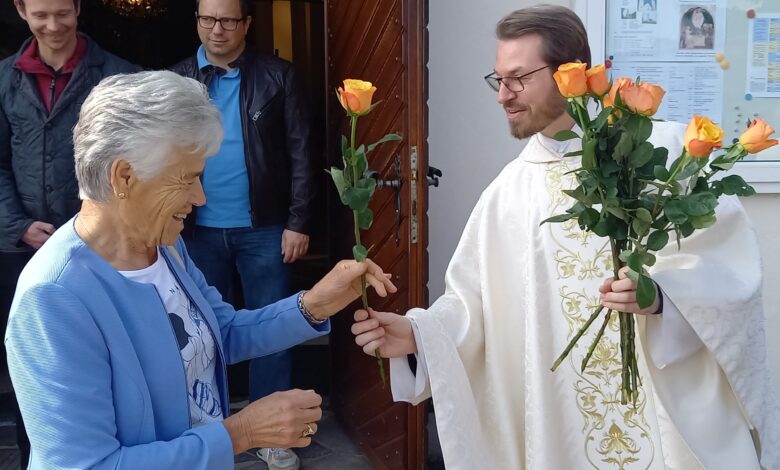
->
<box><xmin>5</xmin><ymin>218</ymin><xmax>329</xmax><ymax>469</ymax></box>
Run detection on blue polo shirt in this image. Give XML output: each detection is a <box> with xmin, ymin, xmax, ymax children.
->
<box><xmin>196</xmin><ymin>46</ymin><xmax>252</xmax><ymax>228</ymax></box>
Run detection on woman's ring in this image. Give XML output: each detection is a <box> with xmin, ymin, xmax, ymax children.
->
<box><xmin>302</xmin><ymin>422</ymin><xmax>316</xmax><ymax>438</ymax></box>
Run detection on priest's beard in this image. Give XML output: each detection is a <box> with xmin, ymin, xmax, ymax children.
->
<box><xmin>507</xmin><ymin>95</ymin><xmax>568</xmax><ymax>140</ymax></box>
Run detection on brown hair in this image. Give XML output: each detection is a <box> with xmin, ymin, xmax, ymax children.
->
<box><xmin>17</xmin><ymin>0</ymin><xmax>81</xmax><ymax>8</ymax></box>
<box><xmin>496</xmin><ymin>5</ymin><xmax>591</xmax><ymax>69</ymax></box>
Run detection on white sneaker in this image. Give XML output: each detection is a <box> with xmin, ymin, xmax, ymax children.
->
<box><xmin>256</xmin><ymin>448</ymin><xmax>300</xmax><ymax>470</ymax></box>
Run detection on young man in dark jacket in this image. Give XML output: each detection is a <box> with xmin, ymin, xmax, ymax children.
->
<box><xmin>0</xmin><ymin>0</ymin><xmax>137</xmax><ymax>463</ymax></box>
<box><xmin>172</xmin><ymin>0</ymin><xmax>316</xmax><ymax>468</ymax></box>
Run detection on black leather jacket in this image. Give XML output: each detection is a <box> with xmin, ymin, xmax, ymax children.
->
<box><xmin>172</xmin><ymin>49</ymin><xmax>316</xmax><ymax>235</ymax></box>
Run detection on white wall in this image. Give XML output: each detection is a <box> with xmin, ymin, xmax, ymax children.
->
<box><xmin>427</xmin><ymin>0</ymin><xmax>780</xmax><ymax>393</ymax></box>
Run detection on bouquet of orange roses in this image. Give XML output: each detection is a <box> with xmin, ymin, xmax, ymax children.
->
<box><xmin>546</xmin><ymin>62</ymin><xmax>778</xmax><ymax>404</ymax></box>
<box><xmin>329</xmin><ymin>79</ymin><xmax>401</xmax><ymax>383</ymax></box>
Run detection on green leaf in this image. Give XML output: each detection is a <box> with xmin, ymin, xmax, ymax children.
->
<box><xmin>653</xmin><ymin>165</ymin><xmax>670</xmax><ymax>181</ymax></box>
<box><xmin>689</xmin><ymin>213</ymin><xmax>717</xmax><ymax>229</ymax></box>
<box><xmin>652</xmin><ymin>147</ymin><xmax>669</xmax><ymax>167</ymax></box>
<box><xmin>367</xmin><ymin>133</ymin><xmax>402</xmax><ymax>153</ymax></box>
<box><xmin>578</xmin><ymin>208</ymin><xmax>600</xmax><ymax>229</ymax></box>
<box><xmin>626</xmin><ymin>115</ymin><xmax>653</xmax><ymax>144</ymax></box>
<box><xmin>341</xmin><ymin>135</ymin><xmax>349</xmax><ymax>158</ymax></box>
<box><xmin>664</xmin><ymin>199</ymin><xmax>688</xmax><ymax>224</ymax></box>
<box><xmin>636</xmin><ymin>274</ymin><xmax>657</xmax><ymax>309</ymax></box>
<box><xmin>540</xmin><ymin>213</ymin><xmax>577</xmax><ymax>224</ymax></box>
<box><xmin>592</xmin><ymin>106</ymin><xmax>613</xmax><ymax>132</ymax></box>
<box><xmin>635</xmin><ymin>207</ymin><xmax>652</xmax><ymax>223</ymax></box>
<box><xmin>619</xmin><ymin>250</ymin><xmax>633</xmax><ymax>263</ymax></box>
<box><xmin>632</xmin><ymin>218</ymin><xmax>650</xmax><ymax>237</ymax></box>
<box><xmin>357</xmin><ymin>207</ymin><xmax>373</xmax><ymax>230</ymax></box>
<box><xmin>564</xmin><ymin>185</ymin><xmax>600</xmax><ymax>205</ymax></box>
<box><xmin>714</xmin><ymin>175</ymin><xmax>756</xmax><ymax>196</ymax></box>
<box><xmin>354</xmin><ymin>146</ymin><xmax>368</xmax><ymax>178</ymax></box>
<box><xmin>628</xmin><ymin>142</ymin><xmax>654</xmax><ymax>168</ymax></box>
<box><xmin>353</xmin><ymin>244</ymin><xmax>368</xmax><ymax>261</ymax></box>
<box><xmin>679</xmin><ymin>221</ymin><xmax>695</xmax><ymax>238</ymax></box>
<box><xmin>625</xmin><ymin>269</ymin><xmax>640</xmax><ymax>281</ymax></box>
<box><xmin>612</xmin><ymin>133</ymin><xmax>633</xmax><ymax>162</ymax></box>
<box><xmin>641</xmin><ymin>252</ymin><xmax>657</xmax><ymax>267</ymax></box>
<box><xmin>553</xmin><ymin>129</ymin><xmax>579</xmax><ymax>141</ymax></box>
<box><xmin>341</xmin><ymin>186</ymin><xmax>372</xmax><ymax>211</ymax></box>
<box><xmin>646</xmin><ymin>230</ymin><xmax>669</xmax><ymax>251</ymax></box>
<box><xmin>675</xmin><ymin>160</ymin><xmax>699</xmax><ymax>181</ymax></box>
<box><xmin>606</xmin><ymin>206</ymin><xmax>629</xmax><ymax>221</ymax></box>
<box><xmin>681</xmin><ymin>192</ymin><xmax>717</xmax><ymax>217</ymax></box>
<box><xmin>563</xmin><ymin>150</ymin><xmax>584</xmax><ymax>158</ymax></box>
<box><xmin>582</xmin><ymin>138</ymin><xmax>598</xmax><ymax>169</ymax></box>
<box><xmin>328</xmin><ymin>167</ymin><xmax>348</xmax><ymax>196</ymax></box>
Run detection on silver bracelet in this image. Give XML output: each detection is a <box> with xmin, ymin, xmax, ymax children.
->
<box><xmin>298</xmin><ymin>290</ymin><xmax>327</xmax><ymax>325</ymax></box>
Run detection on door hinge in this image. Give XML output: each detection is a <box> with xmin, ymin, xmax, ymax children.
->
<box><xmin>410</xmin><ymin>146</ymin><xmax>418</xmax><ymax>244</ymax></box>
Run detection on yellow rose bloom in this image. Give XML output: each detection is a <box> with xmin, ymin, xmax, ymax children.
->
<box><xmin>338</xmin><ymin>79</ymin><xmax>377</xmax><ymax>114</ymax></box>
<box><xmin>739</xmin><ymin>118</ymin><xmax>779</xmax><ymax>154</ymax></box>
<box><xmin>684</xmin><ymin>115</ymin><xmax>724</xmax><ymax>158</ymax></box>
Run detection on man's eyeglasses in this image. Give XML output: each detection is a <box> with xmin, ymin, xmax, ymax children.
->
<box><xmin>484</xmin><ymin>65</ymin><xmax>551</xmax><ymax>93</ymax></box>
<box><xmin>196</xmin><ymin>14</ymin><xmax>245</xmax><ymax>31</ymax></box>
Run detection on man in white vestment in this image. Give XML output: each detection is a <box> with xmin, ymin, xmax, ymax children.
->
<box><xmin>352</xmin><ymin>5</ymin><xmax>780</xmax><ymax>469</ymax></box>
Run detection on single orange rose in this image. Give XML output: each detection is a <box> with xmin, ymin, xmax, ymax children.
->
<box><xmin>585</xmin><ymin>64</ymin><xmax>610</xmax><ymax>96</ymax></box>
<box><xmin>620</xmin><ymin>83</ymin><xmax>665</xmax><ymax>116</ymax></box>
<box><xmin>337</xmin><ymin>79</ymin><xmax>377</xmax><ymax>114</ymax></box>
<box><xmin>553</xmin><ymin>62</ymin><xmax>588</xmax><ymax>98</ymax></box>
<box><xmin>739</xmin><ymin>118</ymin><xmax>779</xmax><ymax>153</ymax></box>
<box><xmin>684</xmin><ymin>115</ymin><xmax>724</xmax><ymax>158</ymax></box>
<box><xmin>604</xmin><ymin>76</ymin><xmax>633</xmax><ymax>108</ymax></box>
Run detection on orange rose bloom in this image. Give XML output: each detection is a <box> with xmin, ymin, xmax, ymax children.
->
<box><xmin>684</xmin><ymin>115</ymin><xmax>724</xmax><ymax>158</ymax></box>
<box><xmin>739</xmin><ymin>118</ymin><xmax>779</xmax><ymax>153</ymax></box>
<box><xmin>585</xmin><ymin>64</ymin><xmax>610</xmax><ymax>96</ymax></box>
<box><xmin>603</xmin><ymin>76</ymin><xmax>633</xmax><ymax>108</ymax></box>
<box><xmin>553</xmin><ymin>62</ymin><xmax>588</xmax><ymax>98</ymax></box>
<box><xmin>620</xmin><ymin>83</ymin><xmax>665</xmax><ymax>116</ymax></box>
<box><xmin>337</xmin><ymin>79</ymin><xmax>377</xmax><ymax>114</ymax></box>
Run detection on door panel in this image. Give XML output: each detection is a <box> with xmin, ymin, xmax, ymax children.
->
<box><xmin>326</xmin><ymin>0</ymin><xmax>428</xmax><ymax>468</ymax></box>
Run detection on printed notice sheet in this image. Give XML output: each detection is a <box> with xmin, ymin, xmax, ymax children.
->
<box><xmin>746</xmin><ymin>14</ymin><xmax>780</xmax><ymax>98</ymax></box>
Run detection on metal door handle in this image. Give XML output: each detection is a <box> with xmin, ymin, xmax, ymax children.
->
<box><xmin>365</xmin><ymin>155</ymin><xmax>403</xmax><ymax>246</ymax></box>
<box><xmin>427</xmin><ymin>165</ymin><xmax>442</xmax><ymax>187</ymax></box>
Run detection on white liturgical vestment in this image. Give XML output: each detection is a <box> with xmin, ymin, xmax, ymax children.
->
<box><xmin>391</xmin><ymin>122</ymin><xmax>780</xmax><ymax>469</ymax></box>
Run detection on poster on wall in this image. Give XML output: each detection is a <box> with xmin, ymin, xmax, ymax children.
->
<box><xmin>607</xmin><ymin>0</ymin><xmax>726</xmax><ymax>61</ymax></box>
<box><xmin>608</xmin><ymin>61</ymin><xmax>723</xmax><ymax>124</ymax></box>
<box><xmin>746</xmin><ymin>14</ymin><xmax>780</xmax><ymax>98</ymax></box>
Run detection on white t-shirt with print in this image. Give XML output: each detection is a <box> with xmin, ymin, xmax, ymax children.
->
<box><xmin>119</xmin><ymin>250</ymin><xmax>223</xmax><ymax>427</ymax></box>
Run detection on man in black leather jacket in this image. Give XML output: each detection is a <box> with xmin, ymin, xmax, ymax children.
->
<box><xmin>0</xmin><ymin>0</ymin><xmax>137</xmax><ymax>464</ymax></box>
<box><xmin>172</xmin><ymin>0</ymin><xmax>316</xmax><ymax>468</ymax></box>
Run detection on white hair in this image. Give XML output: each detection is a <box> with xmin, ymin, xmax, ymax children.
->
<box><xmin>73</xmin><ymin>70</ymin><xmax>223</xmax><ymax>202</ymax></box>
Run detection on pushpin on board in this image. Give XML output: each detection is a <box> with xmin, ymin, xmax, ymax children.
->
<box><xmin>747</xmin><ymin>9</ymin><xmax>756</xmax><ymax>19</ymax></box>
<box><xmin>720</xmin><ymin>59</ymin><xmax>729</xmax><ymax>70</ymax></box>
<box><xmin>715</xmin><ymin>52</ymin><xmax>724</xmax><ymax>62</ymax></box>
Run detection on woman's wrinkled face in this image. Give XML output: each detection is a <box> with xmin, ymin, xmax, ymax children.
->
<box><xmin>119</xmin><ymin>147</ymin><xmax>206</xmax><ymax>247</ymax></box>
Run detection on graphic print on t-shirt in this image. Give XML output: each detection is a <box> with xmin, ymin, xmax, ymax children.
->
<box><xmin>167</xmin><ymin>284</ymin><xmax>222</xmax><ymax>424</ymax></box>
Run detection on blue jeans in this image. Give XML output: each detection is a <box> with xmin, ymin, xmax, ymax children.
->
<box><xmin>184</xmin><ymin>225</ymin><xmax>292</xmax><ymax>401</ymax></box>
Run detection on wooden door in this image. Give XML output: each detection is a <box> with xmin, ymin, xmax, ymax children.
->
<box><xmin>325</xmin><ymin>0</ymin><xmax>429</xmax><ymax>468</ymax></box>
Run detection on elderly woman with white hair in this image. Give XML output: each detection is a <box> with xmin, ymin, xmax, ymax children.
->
<box><xmin>5</xmin><ymin>71</ymin><xmax>396</xmax><ymax>469</ymax></box>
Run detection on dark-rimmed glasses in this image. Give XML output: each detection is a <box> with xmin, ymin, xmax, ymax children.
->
<box><xmin>484</xmin><ymin>65</ymin><xmax>551</xmax><ymax>93</ymax></box>
<box><xmin>196</xmin><ymin>14</ymin><xmax>245</xmax><ymax>31</ymax></box>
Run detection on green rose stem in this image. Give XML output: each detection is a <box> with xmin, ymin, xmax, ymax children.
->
<box><xmin>349</xmin><ymin>114</ymin><xmax>386</xmax><ymax>386</ymax></box>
